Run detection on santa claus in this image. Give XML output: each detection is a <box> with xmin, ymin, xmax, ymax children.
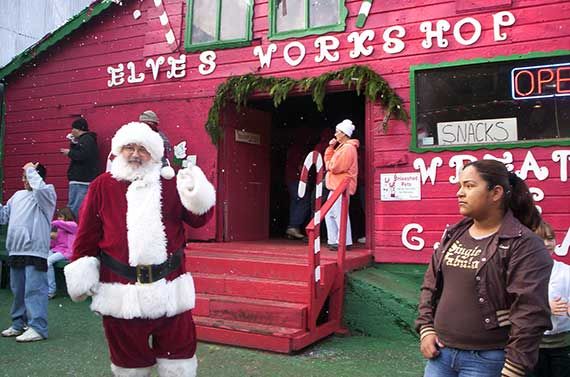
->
<box><xmin>64</xmin><ymin>122</ymin><xmax>215</xmax><ymax>377</ymax></box>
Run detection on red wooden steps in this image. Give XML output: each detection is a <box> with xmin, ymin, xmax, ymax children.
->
<box><xmin>186</xmin><ymin>240</ymin><xmax>373</xmax><ymax>353</ymax></box>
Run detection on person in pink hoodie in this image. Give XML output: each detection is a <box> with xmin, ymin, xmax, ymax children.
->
<box><xmin>47</xmin><ymin>207</ymin><xmax>77</xmax><ymax>299</ymax></box>
<box><xmin>324</xmin><ymin>119</ymin><xmax>359</xmax><ymax>251</ymax></box>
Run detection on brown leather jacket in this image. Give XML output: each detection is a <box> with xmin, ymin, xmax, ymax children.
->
<box><xmin>416</xmin><ymin>211</ymin><xmax>553</xmax><ymax>374</ymax></box>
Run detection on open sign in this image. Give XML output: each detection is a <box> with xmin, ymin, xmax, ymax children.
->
<box><xmin>512</xmin><ymin>63</ymin><xmax>570</xmax><ymax>100</ymax></box>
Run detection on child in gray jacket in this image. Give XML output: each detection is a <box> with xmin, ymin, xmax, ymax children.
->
<box><xmin>0</xmin><ymin>162</ymin><xmax>56</xmax><ymax>342</ymax></box>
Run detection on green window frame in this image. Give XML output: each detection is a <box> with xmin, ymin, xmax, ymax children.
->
<box><xmin>409</xmin><ymin>50</ymin><xmax>570</xmax><ymax>153</ymax></box>
<box><xmin>269</xmin><ymin>0</ymin><xmax>348</xmax><ymax>41</ymax></box>
<box><xmin>185</xmin><ymin>0</ymin><xmax>254</xmax><ymax>52</ymax></box>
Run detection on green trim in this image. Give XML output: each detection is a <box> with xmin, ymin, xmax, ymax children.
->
<box><xmin>409</xmin><ymin>50</ymin><xmax>570</xmax><ymax>154</ymax></box>
<box><xmin>205</xmin><ymin>64</ymin><xmax>408</xmax><ymax>145</ymax></box>
<box><xmin>184</xmin><ymin>0</ymin><xmax>253</xmax><ymax>53</ymax></box>
<box><xmin>0</xmin><ymin>0</ymin><xmax>114</xmax><ymax>80</ymax></box>
<box><xmin>268</xmin><ymin>0</ymin><xmax>348</xmax><ymax>41</ymax></box>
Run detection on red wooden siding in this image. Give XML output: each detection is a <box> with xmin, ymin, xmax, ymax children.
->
<box><xmin>2</xmin><ymin>0</ymin><xmax>569</xmax><ymax>254</ymax></box>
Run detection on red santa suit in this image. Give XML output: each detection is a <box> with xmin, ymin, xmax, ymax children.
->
<box><xmin>64</xmin><ymin>122</ymin><xmax>215</xmax><ymax>377</ymax></box>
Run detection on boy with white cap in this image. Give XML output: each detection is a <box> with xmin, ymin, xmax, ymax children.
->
<box><xmin>324</xmin><ymin>119</ymin><xmax>359</xmax><ymax>251</ymax></box>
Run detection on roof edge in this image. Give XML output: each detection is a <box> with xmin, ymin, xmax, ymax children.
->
<box><xmin>0</xmin><ymin>0</ymin><xmax>116</xmax><ymax>81</ymax></box>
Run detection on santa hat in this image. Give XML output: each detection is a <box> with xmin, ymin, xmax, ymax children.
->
<box><xmin>336</xmin><ymin>119</ymin><xmax>355</xmax><ymax>137</ymax></box>
<box><xmin>112</xmin><ymin>122</ymin><xmax>164</xmax><ymax>161</ymax></box>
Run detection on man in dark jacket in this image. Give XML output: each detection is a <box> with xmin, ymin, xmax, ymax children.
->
<box><xmin>60</xmin><ymin>117</ymin><xmax>99</xmax><ymax>218</ymax></box>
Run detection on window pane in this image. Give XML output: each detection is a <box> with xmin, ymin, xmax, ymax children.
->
<box><xmin>414</xmin><ymin>55</ymin><xmax>570</xmax><ymax>148</ymax></box>
<box><xmin>191</xmin><ymin>0</ymin><xmax>217</xmax><ymax>44</ymax></box>
<box><xmin>309</xmin><ymin>0</ymin><xmax>339</xmax><ymax>28</ymax></box>
<box><xmin>220</xmin><ymin>0</ymin><xmax>249</xmax><ymax>40</ymax></box>
<box><xmin>276</xmin><ymin>0</ymin><xmax>305</xmax><ymax>33</ymax></box>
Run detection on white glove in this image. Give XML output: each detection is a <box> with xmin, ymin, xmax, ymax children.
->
<box><xmin>177</xmin><ymin>167</ymin><xmax>195</xmax><ymax>191</ymax></box>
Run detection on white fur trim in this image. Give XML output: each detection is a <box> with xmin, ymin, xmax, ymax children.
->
<box><xmin>160</xmin><ymin>165</ymin><xmax>175</xmax><ymax>180</ymax></box>
<box><xmin>64</xmin><ymin>257</ymin><xmax>100</xmax><ymax>302</ymax></box>
<box><xmin>156</xmin><ymin>356</ymin><xmax>197</xmax><ymax>377</ymax></box>
<box><xmin>112</xmin><ymin>122</ymin><xmax>164</xmax><ymax>162</ymax></box>
<box><xmin>176</xmin><ymin>165</ymin><xmax>216</xmax><ymax>215</ymax></box>
<box><xmin>126</xmin><ymin>167</ymin><xmax>167</xmax><ymax>266</ymax></box>
<box><xmin>111</xmin><ymin>364</ymin><xmax>152</xmax><ymax>377</ymax></box>
<box><xmin>90</xmin><ymin>273</ymin><xmax>196</xmax><ymax>319</ymax></box>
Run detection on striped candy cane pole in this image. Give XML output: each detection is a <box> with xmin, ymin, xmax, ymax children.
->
<box><xmin>298</xmin><ymin>150</ymin><xmax>325</xmax><ymax>246</ymax></box>
<box><xmin>154</xmin><ymin>0</ymin><xmax>178</xmax><ymax>51</ymax></box>
<box><xmin>356</xmin><ymin>0</ymin><xmax>373</xmax><ymax>28</ymax></box>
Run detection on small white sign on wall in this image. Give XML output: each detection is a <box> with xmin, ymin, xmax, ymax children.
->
<box><xmin>437</xmin><ymin>117</ymin><xmax>518</xmax><ymax>146</ymax></box>
<box><xmin>381</xmin><ymin>172</ymin><xmax>422</xmax><ymax>201</ymax></box>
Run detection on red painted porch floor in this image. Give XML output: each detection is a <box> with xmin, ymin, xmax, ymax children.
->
<box><xmin>185</xmin><ymin>239</ymin><xmax>373</xmax><ymax>353</ymax></box>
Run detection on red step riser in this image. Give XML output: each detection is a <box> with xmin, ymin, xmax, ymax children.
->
<box><xmin>186</xmin><ymin>256</ymin><xmax>307</xmax><ymax>281</ymax></box>
<box><xmin>193</xmin><ymin>274</ymin><xmax>309</xmax><ymax>304</ymax></box>
<box><xmin>194</xmin><ymin>296</ymin><xmax>307</xmax><ymax>329</ymax></box>
<box><xmin>196</xmin><ymin>325</ymin><xmax>293</xmax><ymax>353</ymax></box>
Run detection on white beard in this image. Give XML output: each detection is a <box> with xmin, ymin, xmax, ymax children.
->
<box><xmin>110</xmin><ymin>154</ymin><xmax>161</xmax><ymax>183</ymax></box>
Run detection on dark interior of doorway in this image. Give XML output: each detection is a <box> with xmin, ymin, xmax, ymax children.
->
<box><xmin>251</xmin><ymin>91</ymin><xmax>365</xmax><ymax>242</ymax></box>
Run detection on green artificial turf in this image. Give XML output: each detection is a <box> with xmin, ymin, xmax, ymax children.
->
<box><xmin>0</xmin><ymin>264</ymin><xmax>427</xmax><ymax>377</ymax></box>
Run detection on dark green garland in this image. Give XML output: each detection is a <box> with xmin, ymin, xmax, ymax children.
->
<box><xmin>205</xmin><ymin>65</ymin><xmax>409</xmax><ymax>144</ymax></box>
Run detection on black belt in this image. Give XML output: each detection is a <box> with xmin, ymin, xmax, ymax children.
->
<box><xmin>100</xmin><ymin>248</ymin><xmax>183</xmax><ymax>284</ymax></box>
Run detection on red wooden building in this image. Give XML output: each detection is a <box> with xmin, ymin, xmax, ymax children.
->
<box><xmin>0</xmin><ymin>0</ymin><xmax>569</xmax><ymax>352</ymax></box>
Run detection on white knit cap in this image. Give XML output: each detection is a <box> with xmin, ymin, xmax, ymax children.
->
<box><xmin>336</xmin><ymin>119</ymin><xmax>355</xmax><ymax>137</ymax></box>
<box><xmin>111</xmin><ymin>122</ymin><xmax>164</xmax><ymax>162</ymax></box>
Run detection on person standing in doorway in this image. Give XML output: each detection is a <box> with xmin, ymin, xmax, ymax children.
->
<box><xmin>323</xmin><ymin>119</ymin><xmax>359</xmax><ymax>251</ymax></box>
<box><xmin>0</xmin><ymin>162</ymin><xmax>56</xmax><ymax>342</ymax></box>
<box><xmin>139</xmin><ymin>110</ymin><xmax>175</xmax><ymax>179</ymax></box>
<box><xmin>60</xmin><ymin>117</ymin><xmax>99</xmax><ymax>218</ymax></box>
<box><xmin>284</xmin><ymin>139</ymin><xmax>312</xmax><ymax>240</ymax></box>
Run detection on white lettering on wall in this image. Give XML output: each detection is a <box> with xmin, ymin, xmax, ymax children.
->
<box><xmin>402</xmin><ymin>223</ymin><xmax>425</xmax><ymax>251</ymax></box>
<box><xmin>529</xmin><ymin>187</ymin><xmax>544</xmax><ymax>213</ymax></box>
<box><xmin>493</xmin><ymin>11</ymin><xmax>516</xmax><ymax>41</ymax></box>
<box><xmin>555</xmin><ymin>228</ymin><xmax>570</xmax><ymax>257</ymax></box>
<box><xmin>198</xmin><ymin>51</ymin><xmax>217</xmax><ymax>75</ymax></box>
<box><xmin>107</xmin><ymin>64</ymin><xmax>125</xmax><ymax>87</ymax></box>
<box><xmin>348</xmin><ymin>30</ymin><xmax>375</xmax><ymax>58</ymax></box>
<box><xmin>127</xmin><ymin>62</ymin><xmax>145</xmax><ymax>83</ymax></box>
<box><xmin>314</xmin><ymin>36</ymin><xmax>340</xmax><ymax>63</ymax></box>
<box><xmin>145</xmin><ymin>56</ymin><xmax>166</xmax><ymax>80</ymax></box>
<box><xmin>449</xmin><ymin>154</ymin><xmax>477</xmax><ymax>183</ymax></box>
<box><xmin>253</xmin><ymin>43</ymin><xmax>278</xmax><ymax>69</ymax></box>
<box><xmin>552</xmin><ymin>150</ymin><xmax>570</xmax><ymax>182</ymax></box>
<box><xmin>382</xmin><ymin>26</ymin><xmax>406</xmax><ymax>54</ymax></box>
<box><xmin>166</xmin><ymin>54</ymin><xmax>186</xmax><ymax>79</ymax></box>
<box><xmin>483</xmin><ymin>152</ymin><xmax>514</xmax><ymax>172</ymax></box>
<box><xmin>517</xmin><ymin>150</ymin><xmax>549</xmax><ymax>181</ymax></box>
<box><xmin>420</xmin><ymin>20</ymin><xmax>451</xmax><ymax>49</ymax></box>
<box><xmin>283</xmin><ymin>42</ymin><xmax>306</xmax><ymax>67</ymax></box>
<box><xmin>453</xmin><ymin>17</ymin><xmax>482</xmax><ymax>46</ymax></box>
<box><xmin>413</xmin><ymin>156</ymin><xmax>443</xmax><ymax>185</ymax></box>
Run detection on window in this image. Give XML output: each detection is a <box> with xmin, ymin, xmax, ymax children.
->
<box><xmin>410</xmin><ymin>52</ymin><xmax>570</xmax><ymax>152</ymax></box>
<box><xmin>269</xmin><ymin>0</ymin><xmax>348</xmax><ymax>40</ymax></box>
<box><xmin>185</xmin><ymin>0</ymin><xmax>253</xmax><ymax>52</ymax></box>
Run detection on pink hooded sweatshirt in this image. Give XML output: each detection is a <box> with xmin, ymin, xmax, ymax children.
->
<box><xmin>50</xmin><ymin>220</ymin><xmax>78</xmax><ymax>259</ymax></box>
<box><xmin>324</xmin><ymin>139</ymin><xmax>360</xmax><ymax>195</ymax></box>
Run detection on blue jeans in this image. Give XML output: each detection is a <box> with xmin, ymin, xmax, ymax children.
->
<box><xmin>68</xmin><ymin>183</ymin><xmax>89</xmax><ymax>218</ymax></box>
<box><xmin>9</xmin><ymin>265</ymin><xmax>49</xmax><ymax>338</ymax></box>
<box><xmin>47</xmin><ymin>251</ymin><xmax>67</xmax><ymax>296</ymax></box>
<box><xmin>424</xmin><ymin>347</ymin><xmax>505</xmax><ymax>377</ymax></box>
<box><xmin>287</xmin><ymin>182</ymin><xmax>311</xmax><ymax>228</ymax></box>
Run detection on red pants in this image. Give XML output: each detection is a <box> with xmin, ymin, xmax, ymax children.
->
<box><xmin>102</xmin><ymin>310</ymin><xmax>197</xmax><ymax>368</ymax></box>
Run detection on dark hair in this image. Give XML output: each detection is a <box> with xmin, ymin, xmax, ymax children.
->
<box><xmin>56</xmin><ymin>207</ymin><xmax>76</xmax><ymax>222</ymax></box>
<box><xmin>72</xmin><ymin>117</ymin><xmax>89</xmax><ymax>131</ymax></box>
<box><xmin>464</xmin><ymin>160</ymin><xmax>541</xmax><ymax>231</ymax></box>
<box><xmin>35</xmin><ymin>163</ymin><xmax>47</xmax><ymax>180</ymax></box>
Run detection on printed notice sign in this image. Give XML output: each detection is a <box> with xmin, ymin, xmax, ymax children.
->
<box><xmin>380</xmin><ymin>173</ymin><xmax>421</xmax><ymax>201</ymax></box>
<box><xmin>436</xmin><ymin>117</ymin><xmax>517</xmax><ymax>146</ymax></box>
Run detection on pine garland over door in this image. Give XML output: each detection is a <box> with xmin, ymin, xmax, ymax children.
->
<box><xmin>205</xmin><ymin>65</ymin><xmax>408</xmax><ymax>145</ymax></box>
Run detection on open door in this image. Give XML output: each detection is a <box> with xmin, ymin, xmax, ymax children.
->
<box><xmin>220</xmin><ymin>107</ymin><xmax>271</xmax><ymax>241</ymax></box>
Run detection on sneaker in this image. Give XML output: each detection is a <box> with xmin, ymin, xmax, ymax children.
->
<box><xmin>1</xmin><ymin>326</ymin><xmax>23</xmax><ymax>337</ymax></box>
<box><xmin>48</xmin><ymin>293</ymin><xmax>56</xmax><ymax>300</ymax></box>
<box><xmin>327</xmin><ymin>244</ymin><xmax>338</xmax><ymax>251</ymax></box>
<box><xmin>357</xmin><ymin>237</ymin><xmax>366</xmax><ymax>244</ymax></box>
<box><xmin>285</xmin><ymin>227</ymin><xmax>304</xmax><ymax>240</ymax></box>
<box><xmin>15</xmin><ymin>327</ymin><xmax>44</xmax><ymax>342</ymax></box>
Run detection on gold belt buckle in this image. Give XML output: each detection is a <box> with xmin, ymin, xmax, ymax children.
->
<box><xmin>136</xmin><ymin>265</ymin><xmax>153</xmax><ymax>284</ymax></box>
